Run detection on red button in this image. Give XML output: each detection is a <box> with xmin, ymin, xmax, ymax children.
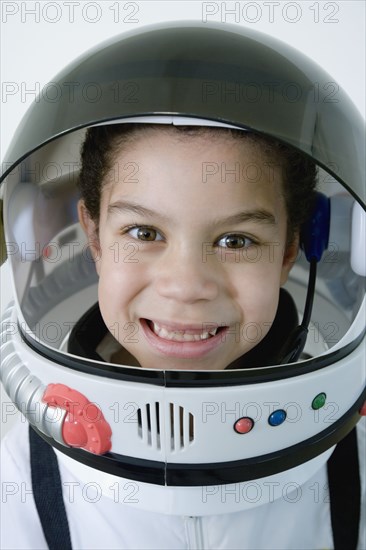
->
<box><xmin>234</xmin><ymin>417</ymin><xmax>254</xmax><ymax>434</ymax></box>
<box><xmin>359</xmin><ymin>401</ymin><xmax>366</xmax><ymax>416</ymax></box>
<box><xmin>43</xmin><ymin>383</ymin><xmax>112</xmax><ymax>454</ymax></box>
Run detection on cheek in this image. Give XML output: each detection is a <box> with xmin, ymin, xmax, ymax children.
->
<box><xmin>96</xmin><ymin>247</ymin><xmax>147</xmax><ymax>319</ymax></box>
<box><xmin>233</xmin><ymin>263</ymin><xmax>282</xmax><ymax>321</ymax></box>
<box><xmin>242</xmin><ymin>282</ymin><xmax>279</xmax><ymax>315</ymax></box>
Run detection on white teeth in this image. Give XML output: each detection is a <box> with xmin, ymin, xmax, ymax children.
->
<box><xmin>150</xmin><ymin>322</ymin><xmax>218</xmax><ymax>342</ymax></box>
<box><xmin>159</xmin><ymin>327</ymin><xmax>169</xmax><ymax>339</ymax></box>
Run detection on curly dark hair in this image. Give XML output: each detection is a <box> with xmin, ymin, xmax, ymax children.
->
<box><xmin>78</xmin><ymin>123</ymin><xmax>317</xmax><ymax>244</ymax></box>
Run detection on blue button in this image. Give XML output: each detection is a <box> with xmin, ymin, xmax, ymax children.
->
<box><xmin>268</xmin><ymin>409</ymin><xmax>287</xmax><ymax>426</ymax></box>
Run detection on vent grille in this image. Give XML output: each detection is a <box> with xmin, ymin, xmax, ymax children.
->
<box><xmin>137</xmin><ymin>402</ymin><xmax>161</xmax><ymax>449</ymax></box>
<box><xmin>137</xmin><ymin>402</ymin><xmax>194</xmax><ymax>451</ymax></box>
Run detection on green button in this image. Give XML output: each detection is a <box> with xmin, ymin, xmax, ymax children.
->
<box><xmin>312</xmin><ymin>393</ymin><xmax>326</xmax><ymax>410</ymax></box>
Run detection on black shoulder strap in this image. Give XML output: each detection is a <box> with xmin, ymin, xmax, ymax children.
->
<box><xmin>29</xmin><ymin>426</ymin><xmax>73</xmax><ymax>550</ymax></box>
<box><xmin>327</xmin><ymin>427</ymin><xmax>361</xmax><ymax>550</ymax></box>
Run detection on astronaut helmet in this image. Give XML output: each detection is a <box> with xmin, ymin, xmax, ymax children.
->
<box><xmin>0</xmin><ymin>22</ymin><xmax>365</xmax><ymax>515</ymax></box>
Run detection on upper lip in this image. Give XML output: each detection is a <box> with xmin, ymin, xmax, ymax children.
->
<box><xmin>142</xmin><ymin>318</ymin><xmax>225</xmax><ymax>334</ymax></box>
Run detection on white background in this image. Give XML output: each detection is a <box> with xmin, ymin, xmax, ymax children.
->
<box><xmin>0</xmin><ymin>0</ymin><xmax>365</xmax><ymax>436</ymax></box>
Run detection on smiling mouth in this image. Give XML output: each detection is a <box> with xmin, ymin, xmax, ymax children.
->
<box><xmin>140</xmin><ymin>319</ymin><xmax>229</xmax><ymax>359</ymax></box>
<box><xmin>145</xmin><ymin>319</ymin><xmax>225</xmax><ymax>342</ymax></box>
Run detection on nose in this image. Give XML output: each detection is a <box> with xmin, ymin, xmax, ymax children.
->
<box><xmin>154</xmin><ymin>245</ymin><xmax>220</xmax><ymax>304</ymax></box>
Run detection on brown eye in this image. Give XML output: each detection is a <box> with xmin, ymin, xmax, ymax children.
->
<box><xmin>127</xmin><ymin>226</ymin><xmax>163</xmax><ymax>241</ymax></box>
<box><xmin>137</xmin><ymin>227</ymin><xmax>156</xmax><ymax>241</ymax></box>
<box><xmin>217</xmin><ymin>234</ymin><xmax>253</xmax><ymax>249</ymax></box>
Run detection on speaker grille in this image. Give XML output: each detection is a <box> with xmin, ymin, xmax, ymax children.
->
<box><xmin>137</xmin><ymin>402</ymin><xmax>194</xmax><ymax>451</ymax></box>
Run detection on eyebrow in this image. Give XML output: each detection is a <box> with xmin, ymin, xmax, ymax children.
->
<box><xmin>213</xmin><ymin>210</ymin><xmax>277</xmax><ymax>227</ymax></box>
<box><xmin>107</xmin><ymin>200</ymin><xmax>277</xmax><ymax>227</ymax></box>
<box><xmin>108</xmin><ymin>200</ymin><xmax>170</xmax><ymax>222</ymax></box>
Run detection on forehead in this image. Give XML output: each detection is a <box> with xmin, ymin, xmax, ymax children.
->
<box><xmin>104</xmin><ymin>126</ymin><xmax>284</xmax><ymax>189</ymax></box>
<box><xmin>97</xmin><ymin>128</ymin><xmax>288</xmax><ymax>235</ymax></box>
<box><xmin>109</xmin><ymin>125</ymin><xmax>279</xmax><ymax>157</ymax></box>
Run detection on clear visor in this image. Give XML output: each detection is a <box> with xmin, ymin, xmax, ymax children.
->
<box><xmin>2</xmin><ymin>120</ymin><xmax>365</xmax><ymax>367</ymax></box>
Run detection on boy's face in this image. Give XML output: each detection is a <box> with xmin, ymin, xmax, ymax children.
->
<box><xmin>79</xmin><ymin>129</ymin><xmax>298</xmax><ymax>370</ymax></box>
